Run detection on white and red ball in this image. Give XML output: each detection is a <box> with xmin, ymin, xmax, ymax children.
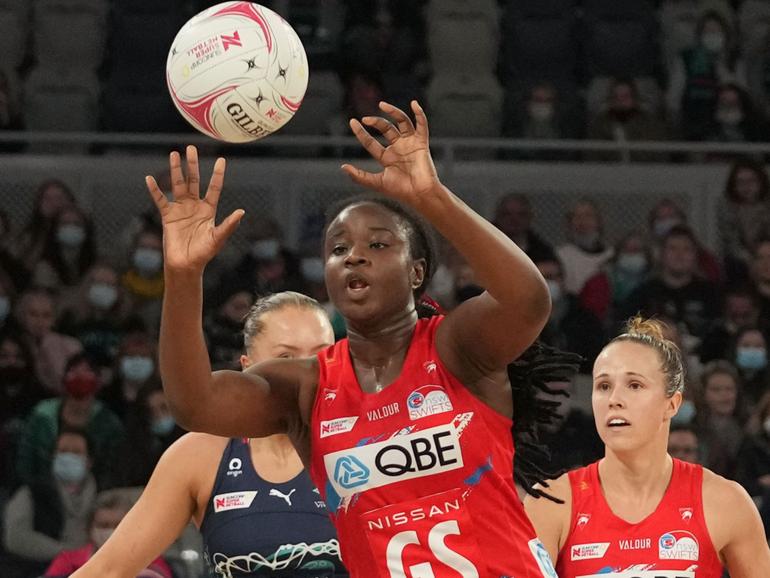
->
<box><xmin>166</xmin><ymin>1</ymin><xmax>308</xmax><ymax>143</ymax></box>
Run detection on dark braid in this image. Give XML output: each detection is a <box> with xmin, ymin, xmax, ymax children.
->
<box><xmin>508</xmin><ymin>342</ymin><xmax>583</xmax><ymax>503</ymax></box>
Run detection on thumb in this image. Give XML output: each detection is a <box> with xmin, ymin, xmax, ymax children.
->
<box><xmin>213</xmin><ymin>209</ymin><xmax>245</xmax><ymax>248</ymax></box>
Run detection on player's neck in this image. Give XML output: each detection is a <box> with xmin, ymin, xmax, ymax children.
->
<box><xmin>249</xmin><ymin>434</ymin><xmax>296</xmax><ymax>461</ymax></box>
<box><xmin>600</xmin><ymin>443</ymin><xmax>674</xmax><ymax>499</ymax></box>
<box><xmin>346</xmin><ymin>308</ymin><xmax>417</xmax><ymax>367</ymax></box>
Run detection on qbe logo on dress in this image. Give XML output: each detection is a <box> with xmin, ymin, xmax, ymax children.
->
<box><xmin>324</xmin><ymin>423</ymin><xmax>463</xmax><ymax>499</ymax></box>
<box><xmin>658</xmin><ymin>530</ymin><xmax>699</xmax><ymax>561</ymax></box>
<box><xmin>406</xmin><ymin>385</ymin><xmax>453</xmax><ymax>420</ymax></box>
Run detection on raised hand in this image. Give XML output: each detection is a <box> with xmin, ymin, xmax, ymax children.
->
<box><xmin>145</xmin><ymin>145</ymin><xmax>244</xmax><ymax>274</ymax></box>
<box><xmin>342</xmin><ymin>100</ymin><xmax>441</xmax><ymax>206</ymax></box>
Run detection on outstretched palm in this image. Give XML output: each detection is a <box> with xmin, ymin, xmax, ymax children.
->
<box><xmin>146</xmin><ymin>146</ymin><xmax>243</xmax><ymax>273</ymax></box>
<box><xmin>343</xmin><ymin>101</ymin><xmax>440</xmax><ymax>205</ymax></box>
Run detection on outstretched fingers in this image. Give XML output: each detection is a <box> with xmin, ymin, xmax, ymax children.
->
<box><xmin>213</xmin><ymin>209</ymin><xmax>245</xmax><ymax>248</ymax></box>
<box><xmin>203</xmin><ymin>157</ymin><xmax>227</xmax><ymax>209</ymax></box>
<box><xmin>411</xmin><ymin>100</ymin><xmax>429</xmax><ymax>139</ymax></box>
<box><xmin>349</xmin><ymin>119</ymin><xmax>385</xmax><ymax>161</ymax></box>
<box><xmin>341</xmin><ymin>163</ymin><xmax>383</xmax><ymax>191</ymax></box>
<box><xmin>185</xmin><ymin>145</ymin><xmax>200</xmax><ymax>198</ymax></box>
<box><xmin>379</xmin><ymin>101</ymin><xmax>415</xmax><ymax>136</ymax></box>
<box><xmin>362</xmin><ymin>116</ymin><xmax>400</xmax><ymax>144</ymax></box>
<box><xmin>145</xmin><ymin>175</ymin><xmax>169</xmax><ymax>213</ymax></box>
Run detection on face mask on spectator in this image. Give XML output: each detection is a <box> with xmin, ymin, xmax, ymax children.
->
<box><xmin>573</xmin><ymin>231</ymin><xmax>600</xmax><ymax>251</ymax></box>
<box><xmin>57</xmin><ymin>224</ymin><xmax>86</xmax><ymax>248</ymax></box>
<box><xmin>64</xmin><ymin>373</ymin><xmax>99</xmax><ymax>398</ymax></box>
<box><xmin>701</xmin><ymin>32</ymin><xmax>724</xmax><ymax>53</ymax></box>
<box><xmin>716</xmin><ymin>107</ymin><xmax>743</xmax><ymax>126</ymax></box>
<box><xmin>652</xmin><ymin>217</ymin><xmax>681</xmax><ymax>238</ymax></box>
<box><xmin>672</xmin><ymin>399</ymin><xmax>696</xmax><ymax>425</ymax></box>
<box><xmin>528</xmin><ymin>102</ymin><xmax>554</xmax><ymax>122</ymax></box>
<box><xmin>546</xmin><ymin>280</ymin><xmax>562</xmax><ymax>303</ymax></box>
<box><xmin>120</xmin><ymin>355</ymin><xmax>154</xmax><ymax>382</ymax></box>
<box><xmin>251</xmin><ymin>238</ymin><xmax>281</xmax><ymax>260</ymax></box>
<box><xmin>763</xmin><ymin>417</ymin><xmax>770</xmax><ymax>436</ymax></box>
<box><xmin>0</xmin><ymin>295</ymin><xmax>9</xmax><ymax>321</ymax></box>
<box><xmin>133</xmin><ymin>248</ymin><xmax>162</xmax><ymax>275</ymax></box>
<box><xmin>91</xmin><ymin>527</ymin><xmax>114</xmax><ymax>549</ymax></box>
<box><xmin>151</xmin><ymin>415</ymin><xmax>176</xmax><ymax>436</ymax></box>
<box><xmin>736</xmin><ymin>347</ymin><xmax>767</xmax><ymax>370</ymax></box>
<box><xmin>617</xmin><ymin>253</ymin><xmax>647</xmax><ymax>274</ymax></box>
<box><xmin>300</xmin><ymin>257</ymin><xmax>325</xmax><ymax>283</ymax></box>
<box><xmin>53</xmin><ymin>452</ymin><xmax>87</xmax><ymax>483</ymax></box>
<box><xmin>88</xmin><ymin>283</ymin><xmax>118</xmax><ymax>310</ymax></box>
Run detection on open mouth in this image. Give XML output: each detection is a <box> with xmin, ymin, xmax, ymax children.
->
<box><xmin>346</xmin><ymin>275</ymin><xmax>370</xmax><ymax>296</ymax></box>
<box><xmin>606</xmin><ymin>418</ymin><xmax>631</xmax><ymax>428</ymax></box>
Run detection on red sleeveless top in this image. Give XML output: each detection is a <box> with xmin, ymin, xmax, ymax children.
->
<box><xmin>556</xmin><ymin>459</ymin><xmax>723</xmax><ymax>578</ymax></box>
<box><xmin>309</xmin><ymin>316</ymin><xmax>556</xmax><ymax>578</ymax></box>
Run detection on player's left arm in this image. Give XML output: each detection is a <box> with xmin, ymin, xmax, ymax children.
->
<box><xmin>708</xmin><ymin>475</ymin><xmax>770</xmax><ymax>577</ymax></box>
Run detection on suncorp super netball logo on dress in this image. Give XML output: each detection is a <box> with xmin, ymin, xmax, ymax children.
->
<box><xmin>324</xmin><ymin>424</ymin><xmax>463</xmax><ymax>499</ymax></box>
<box><xmin>407</xmin><ymin>385</ymin><xmax>453</xmax><ymax>420</ymax></box>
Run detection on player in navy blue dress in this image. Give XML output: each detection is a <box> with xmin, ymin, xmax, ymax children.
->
<box><xmin>71</xmin><ymin>292</ymin><xmax>346</xmax><ymax>578</ymax></box>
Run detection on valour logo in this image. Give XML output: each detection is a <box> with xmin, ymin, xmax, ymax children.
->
<box><xmin>325</xmin><ymin>424</ymin><xmax>463</xmax><ymax>498</ymax></box>
<box><xmin>406</xmin><ymin>385</ymin><xmax>453</xmax><ymax>420</ymax></box>
<box><xmin>220</xmin><ymin>30</ymin><xmax>242</xmax><ymax>51</ymax></box>
<box><xmin>213</xmin><ymin>491</ymin><xmax>257</xmax><ymax>513</ymax></box>
<box><xmin>319</xmin><ymin>416</ymin><xmax>358</xmax><ymax>438</ymax></box>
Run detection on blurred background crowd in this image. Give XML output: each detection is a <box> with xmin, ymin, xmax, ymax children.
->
<box><xmin>1</xmin><ymin>0</ymin><xmax>770</xmax><ymax>577</ymax></box>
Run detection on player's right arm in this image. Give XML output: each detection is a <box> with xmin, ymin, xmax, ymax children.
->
<box><xmin>146</xmin><ymin>146</ymin><xmax>314</xmax><ymax>438</ymax></box>
<box><xmin>523</xmin><ymin>473</ymin><xmax>573</xmax><ymax>565</ymax></box>
<box><xmin>70</xmin><ymin>433</ymin><xmax>221</xmax><ymax>578</ymax></box>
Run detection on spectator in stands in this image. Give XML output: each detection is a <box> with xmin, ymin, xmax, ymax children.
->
<box><xmin>532</xmin><ymin>380</ymin><xmax>603</xmax><ymax>473</ymax></box>
<box><xmin>122</xmin><ymin>225</ymin><xmax>164</xmax><ymax>334</ymax></box>
<box><xmin>203</xmin><ymin>287</ymin><xmax>253</xmax><ymax>370</ymax></box>
<box><xmin>16</xmin><ymin>287</ymin><xmax>82</xmax><ymax>393</ymax></box>
<box><xmin>0</xmin><ymin>332</ymin><xmax>47</xmax><ymax>490</ymax></box>
<box><xmin>736</xmin><ymin>391</ymin><xmax>770</xmax><ymax>498</ymax></box>
<box><xmin>0</xmin><ymin>210</ymin><xmax>31</xmax><ymax>292</ymax></box>
<box><xmin>16</xmin><ymin>353</ymin><xmax>124</xmax><ymax>489</ymax></box>
<box><xmin>13</xmin><ymin>179</ymin><xmax>77</xmax><ymax>273</ymax></box>
<box><xmin>225</xmin><ymin>215</ymin><xmax>303</xmax><ymax>296</ymax></box>
<box><xmin>34</xmin><ymin>205</ymin><xmax>97</xmax><ymax>294</ymax></box>
<box><xmin>647</xmin><ymin>198</ymin><xmax>721</xmax><ymax>282</ymax></box>
<box><xmin>622</xmin><ymin>225</ymin><xmax>721</xmax><ymax>341</ymax></box>
<box><xmin>729</xmin><ymin>325</ymin><xmax>770</xmax><ymax>403</ymax></box>
<box><xmin>99</xmin><ymin>331</ymin><xmax>158</xmax><ymax>420</ymax></box>
<box><xmin>587</xmin><ymin>78</ymin><xmax>668</xmax><ymax>162</ymax></box>
<box><xmin>107</xmin><ymin>382</ymin><xmax>183</xmax><ymax>489</ymax></box>
<box><xmin>492</xmin><ymin>193</ymin><xmax>556</xmax><ymax>264</ymax></box>
<box><xmin>535</xmin><ymin>257</ymin><xmax>606</xmax><ymax>373</ymax></box>
<box><xmin>718</xmin><ymin>157</ymin><xmax>770</xmax><ymax>283</ymax></box>
<box><xmin>667</xmin><ymin>11</ymin><xmax>747</xmax><ymax>140</ymax></box>
<box><xmin>0</xmin><ymin>68</ymin><xmax>22</xmax><ymax>134</ymax></box>
<box><xmin>751</xmin><ymin>238</ymin><xmax>770</xmax><ymax>321</ymax></box>
<box><xmin>668</xmin><ymin>424</ymin><xmax>702</xmax><ymax>463</ymax></box>
<box><xmin>44</xmin><ymin>490</ymin><xmax>173</xmax><ymax>577</ymax></box>
<box><xmin>704</xmin><ymin>83</ymin><xmax>768</xmax><ymax>144</ymax></box>
<box><xmin>57</xmin><ymin>262</ymin><xmax>130</xmax><ymax>374</ymax></box>
<box><xmin>556</xmin><ymin>198</ymin><xmax>614</xmax><ymax>295</ymax></box>
<box><xmin>581</xmin><ymin>230</ymin><xmax>652</xmax><ymax>326</ymax></box>
<box><xmin>0</xmin><ymin>267</ymin><xmax>19</xmax><ymax>334</ymax></box>
<box><xmin>747</xmin><ymin>30</ymin><xmax>770</xmax><ymax>120</ymax></box>
<box><xmin>700</xmin><ymin>288</ymin><xmax>762</xmax><ymax>363</ymax></box>
<box><xmin>3</xmin><ymin>428</ymin><xmax>97</xmax><ymax>578</ymax></box>
<box><xmin>695</xmin><ymin>360</ymin><xmax>747</xmax><ymax>478</ymax></box>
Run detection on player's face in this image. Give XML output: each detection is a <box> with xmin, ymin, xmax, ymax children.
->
<box><xmin>242</xmin><ymin>306</ymin><xmax>334</xmax><ymax>368</ymax></box>
<box><xmin>324</xmin><ymin>203</ymin><xmax>424</xmax><ymax>326</ymax></box>
<box><xmin>592</xmin><ymin>341</ymin><xmax>681</xmax><ymax>454</ymax></box>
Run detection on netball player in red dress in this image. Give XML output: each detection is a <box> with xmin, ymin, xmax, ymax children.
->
<box><xmin>146</xmin><ymin>101</ymin><xmax>558</xmax><ymax>577</ymax></box>
<box><xmin>525</xmin><ymin>317</ymin><xmax>770</xmax><ymax>578</ymax></box>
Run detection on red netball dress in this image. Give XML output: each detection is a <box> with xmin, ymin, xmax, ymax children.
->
<box><xmin>310</xmin><ymin>316</ymin><xmax>556</xmax><ymax>578</ymax></box>
<box><xmin>556</xmin><ymin>459</ymin><xmax>723</xmax><ymax>578</ymax></box>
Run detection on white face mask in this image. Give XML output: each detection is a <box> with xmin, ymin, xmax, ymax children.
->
<box><xmin>0</xmin><ymin>296</ymin><xmax>9</xmax><ymax>321</ymax></box>
<box><xmin>133</xmin><ymin>248</ymin><xmax>162</xmax><ymax>275</ymax></box>
<box><xmin>617</xmin><ymin>253</ymin><xmax>647</xmax><ymax>274</ymax></box>
<box><xmin>300</xmin><ymin>257</ymin><xmax>325</xmax><ymax>283</ymax></box>
<box><xmin>701</xmin><ymin>32</ymin><xmax>725</xmax><ymax>53</ymax></box>
<box><xmin>88</xmin><ymin>283</ymin><xmax>118</xmax><ymax>309</ymax></box>
<box><xmin>763</xmin><ymin>417</ymin><xmax>770</xmax><ymax>436</ymax></box>
<box><xmin>251</xmin><ymin>238</ymin><xmax>281</xmax><ymax>260</ymax></box>
<box><xmin>672</xmin><ymin>399</ymin><xmax>696</xmax><ymax>425</ymax></box>
<box><xmin>717</xmin><ymin>107</ymin><xmax>743</xmax><ymax>126</ymax></box>
<box><xmin>528</xmin><ymin>102</ymin><xmax>554</xmax><ymax>122</ymax></box>
<box><xmin>57</xmin><ymin>224</ymin><xmax>86</xmax><ymax>248</ymax></box>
